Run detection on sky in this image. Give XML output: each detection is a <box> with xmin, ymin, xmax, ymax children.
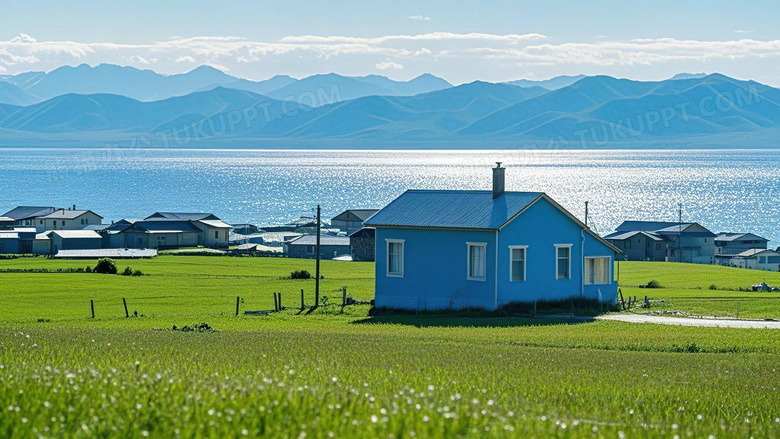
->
<box><xmin>3</xmin><ymin>0</ymin><xmax>780</xmax><ymax>85</ymax></box>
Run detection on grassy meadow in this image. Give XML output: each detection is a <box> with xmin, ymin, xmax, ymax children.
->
<box><xmin>1</xmin><ymin>256</ymin><xmax>780</xmax><ymax>437</ymax></box>
<box><xmin>619</xmin><ymin>261</ymin><xmax>780</xmax><ymax>319</ymax></box>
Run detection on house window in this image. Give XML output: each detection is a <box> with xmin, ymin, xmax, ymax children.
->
<box><xmin>53</xmin><ymin>221</ymin><xmax>57</xmax><ymax>227</ymax></box>
<box><xmin>215</xmin><ymin>231</ymin><xmax>219</xmax><ymax>239</ymax></box>
<box><xmin>306</xmin><ymin>245</ymin><xmax>316</xmax><ymax>255</ymax></box>
<box><xmin>467</xmin><ymin>242</ymin><xmax>487</xmax><ymax>281</ymax></box>
<box><xmin>555</xmin><ymin>244</ymin><xmax>572</xmax><ymax>280</ymax></box>
<box><xmin>585</xmin><ymin>257</ymin><xmax>610</xmax><ymax>285</ymax></box>
<box><xmin>509</xmin><ymin>246</ymin><xmax>527</xmax><ymax>281</ymax></box>
<box><xmin>656</xmin><ymin>243</ymin><xmax>663</xmax><ymax>250</ymax></box>
<box><xmin>81</xmin><ymin>219</ymin><xmax>84</xmax><ymax>225</ymax></box>
<box><xmin>386</xmin><ymin>239</ymin><xmax>404</xmax><ymax>277</ymax></box>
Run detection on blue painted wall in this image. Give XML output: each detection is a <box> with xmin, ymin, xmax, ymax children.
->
<box><xmin>374</xmin><ymin>198</ymin><xmax>618</xmax><ymax>311</ymax></box>
<box><xmin>375</xmin><ymin>227</ymin><xmax>497</xmax><ymax>310</ymax></box>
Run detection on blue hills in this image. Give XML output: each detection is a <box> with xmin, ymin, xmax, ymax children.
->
<box><xmin>0</xmin><ymin>81</ymin><xmax>39</xmax><ymax>106</ymax></box>
<box><xmin>1</xmin><ymin>69</ymin><xmax>780</xmax><ymax>148</ymax></box>
<box><xmin>0</xmin><ymin>64</ymin><xmax>453</xmax><ymax>104</ymax></box>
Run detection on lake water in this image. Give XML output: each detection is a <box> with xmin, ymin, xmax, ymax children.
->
<box><xmin>1</xmin><ymin>148</ymin><xmax>778</xmax><ymax>244</ymax></box>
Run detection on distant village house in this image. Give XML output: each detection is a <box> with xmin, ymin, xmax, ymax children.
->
<box><xmin>285</xmin><ymin>235</ymin><xmax>351</xmax><ymax>260</ymax></box>
<box><xmin>330</xmin><ymin>209</ymin><xmax>379</xmax><ymax>234</ymax></box>
<box><xmin>604</xmin><ymin>221</ymin><xmax>716</xmax><ymax>264</ymax></box>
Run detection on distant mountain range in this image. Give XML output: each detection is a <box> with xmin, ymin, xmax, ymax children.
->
<box><xmin>0</xmin><ymin>64</ymin><xmax>452</xmax><ymax>105</ymax></box>
<box><xmin>504</xmin><ymin>75</ymin><xmax>587</xmax><ymax>91</ymax></box>
<box><xmin>1</xmin><ymin>66</ymin><xmax>779</xmax><ymax>148</ymax></box>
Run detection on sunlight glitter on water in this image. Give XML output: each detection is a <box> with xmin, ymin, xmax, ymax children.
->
<box><xmin>1</xmin><ymin>148</ymin><xmax>778</xmax><ymax>243</ymax></box>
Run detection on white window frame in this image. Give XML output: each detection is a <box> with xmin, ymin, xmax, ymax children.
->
<box><xmin>584</xmin><ymin>256</ymin><xmax>611</xmax><ymax>285</ymax></box>
<box><xmin>554</xmin><ymin>244</ymin><xmax>572</xmax><ymax>280</ymax></box>
<box><xmin>466</xmin><ymin>242</ymin><xmax>488</xmax><ymax>281</ymax></box>
<box><xmin>508</xmin><ymin>245</ymin><xmax>528</xmax><ymax>282</ymax></box>
<box><xmin>386</xmin><ymin>239</ymin><xmax>405</xmax><ymax>278</ymax></box>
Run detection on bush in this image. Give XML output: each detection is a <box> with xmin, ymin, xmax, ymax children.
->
<box><xmin>709</xmin><ymin>284</ymin><xmax>718</xmax><ymax>290</ymax></box>
<box><xmin>132</xmin><ymin>270</ymin><xmax>144</xmax><ymax>277</ymax></box>
<box><xmin>121</xmin><ymin>266</ymin><xmax>134</xmax><ymax>276</ymax></box>
<box><xmin>94</xmin><ymin>258</ymin><xmax>118</xmax><ymax>274</ymax></box>
<box><xmin>642</xmin><ymin>280</ymin><xmax>662</xmax><ymax>289</ymax></box>
<box><xmin>290</xmin><ymin>270</ymin><xmax>312</xmax><ymax>280</ymax></box>
<box><xmin>85</xmin><ymin>266</ymin><xmax>92</xmax><ymax>273</ymax></box>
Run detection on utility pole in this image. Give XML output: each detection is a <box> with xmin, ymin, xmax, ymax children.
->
<box><xmin>584</xmin><ymin>201</ymin><xmax>589</xmax><ymax>228</ymax></box>
<box><xmin>315</xmin><ymin>205</ymin><xmax>321</xmax><ymax>307</ymax></box>
<box><xmin>678</xmin><ymin>203</ymin><xmax>683</xmax><ymax>263</ymax></box>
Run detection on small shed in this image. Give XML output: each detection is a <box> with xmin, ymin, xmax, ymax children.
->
<box><xmin>50</xmin><ymin>230</ymin><xmax>102</xmax><ymax>254</ymax></box>
<box><xmin>349</xmin><ymin>228</ymin><xmax>375</xmax><ymax>262</ymax></box>
<box><xmin>33</xmin><ymin>232</ymin><xmax>52</xmax><ymax>255</ymax></box>
<box><xmin>285</xmin><ymin>235</ymin><xmax>351</xmax><ymax>260</ymax></box>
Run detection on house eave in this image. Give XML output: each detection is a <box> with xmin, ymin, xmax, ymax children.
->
<box><xmin>368</xmin><ymin>224</ymin><xmax>498</xmax><ymax>233</ymax></box>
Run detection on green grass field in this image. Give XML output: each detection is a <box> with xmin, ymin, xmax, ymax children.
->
<box><xmin>1</xmin><ymin>256</ymin><xmax>780</xmax><ymax>437</ymax></box>
<box><xmin>618</xmin><ymin>261</ymin><xmax>780</xmax><ymax>319</ymax></box>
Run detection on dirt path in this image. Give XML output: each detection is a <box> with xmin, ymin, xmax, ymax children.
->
<box><xmin>596</xmin><ymin>314</ymin><xmax>780</xmax><ymax>329</ymax></box>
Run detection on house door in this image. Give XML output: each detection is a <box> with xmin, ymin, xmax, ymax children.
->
<box><xmin>138</xmin><ymin>237</ymin><xmax>144</xmax><ymax>249</ymax></box>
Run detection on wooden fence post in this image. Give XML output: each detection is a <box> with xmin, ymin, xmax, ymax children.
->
<box><xmin>278</xmin><ymin>292</ymin><xmax>282</xmax><ymax>310</ymax></box>
<box><xmin>273</xmin><ymin>292</ymin><xmax>278</xmax><ymax>312</ymax></box>
<box><xmin>300</xmin><ymin>289</ymin><xmax>305</xmax><ymax>310</ymax></box>
<box><xmin>235</xmin><ymin>296</ymin><xmax>240</xmax><ymax>317</ymax></box>
<box><xmin>342</xmin><ymin>287</ymin><xmax>347</xmax><ymax>306</ymax></box>
<box><xmin>90</xmin><ymin>300</ymin><xmax>95</xmax><ymax>319</ymax></box>
<box><xmin>123</xmin><ymin>298</ymin><xmax>128</xmax><ymax>318</ymax></box>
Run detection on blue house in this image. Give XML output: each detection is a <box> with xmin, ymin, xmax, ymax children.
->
<box><xmin>364</xmin><ymin>164</ymin><xmax>621</xmax><ymax>311</ymax></box>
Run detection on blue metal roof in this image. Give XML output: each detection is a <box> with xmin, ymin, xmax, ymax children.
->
<box><xmin>1</xmin><ymin>206</ymin><xmax>58</xmax><ymax>220</ymax></box>
<box><xmin>288</xmin><ymin>234</ymin><xmax>351</xmax><ymax>246</ymax></box>
<box><xmin>616</xmin><ymin>221</ymin><xmax>682</xmax><ymax>232</ymax></box>
<box><xmin>604</xmin><ymin>230</ymin><xmax>664</xmax><ymax>241</ymax></box>
<box><xmin>364</xmin><ymin>190</ymin><xmax>544</xmax><ymax>230</ymax></box>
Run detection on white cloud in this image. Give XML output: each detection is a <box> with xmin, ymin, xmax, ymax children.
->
<box><xmin>10</xmin><ymin>34</ymin><xmax>37</xmax><ymax>44</ymax></box>
<box><xmin>466</xmin><ymin>38</ymin><xmax>780</xmax><ymax>66</ymax></box>
<box><xmin>376</xmin><ymin>61</ymin><xmax>404</xmax><ymax>70</ymax></box>
<box><xmin>124</xmin><ymin>55</ymin><xmax>152</xmax><ymax>65</ymax></box>
<box><xmin>279</xmin><ymin>32</ymin><xmax>548</xmax><ymax>44</ymax></box>
<box><xmin>2</xmin><ymin>33</ymin><xmax>780</xmax><ymax>83</ymax></box>
<box><xmin>735</xmin><ymin>30</ymin><xmax>752</xmax><ymax>34</ymax></box>
<box><xmin>409</xmin><ymin>15</ymin><xmax>431</xmax><ymax>21</ymax></box>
